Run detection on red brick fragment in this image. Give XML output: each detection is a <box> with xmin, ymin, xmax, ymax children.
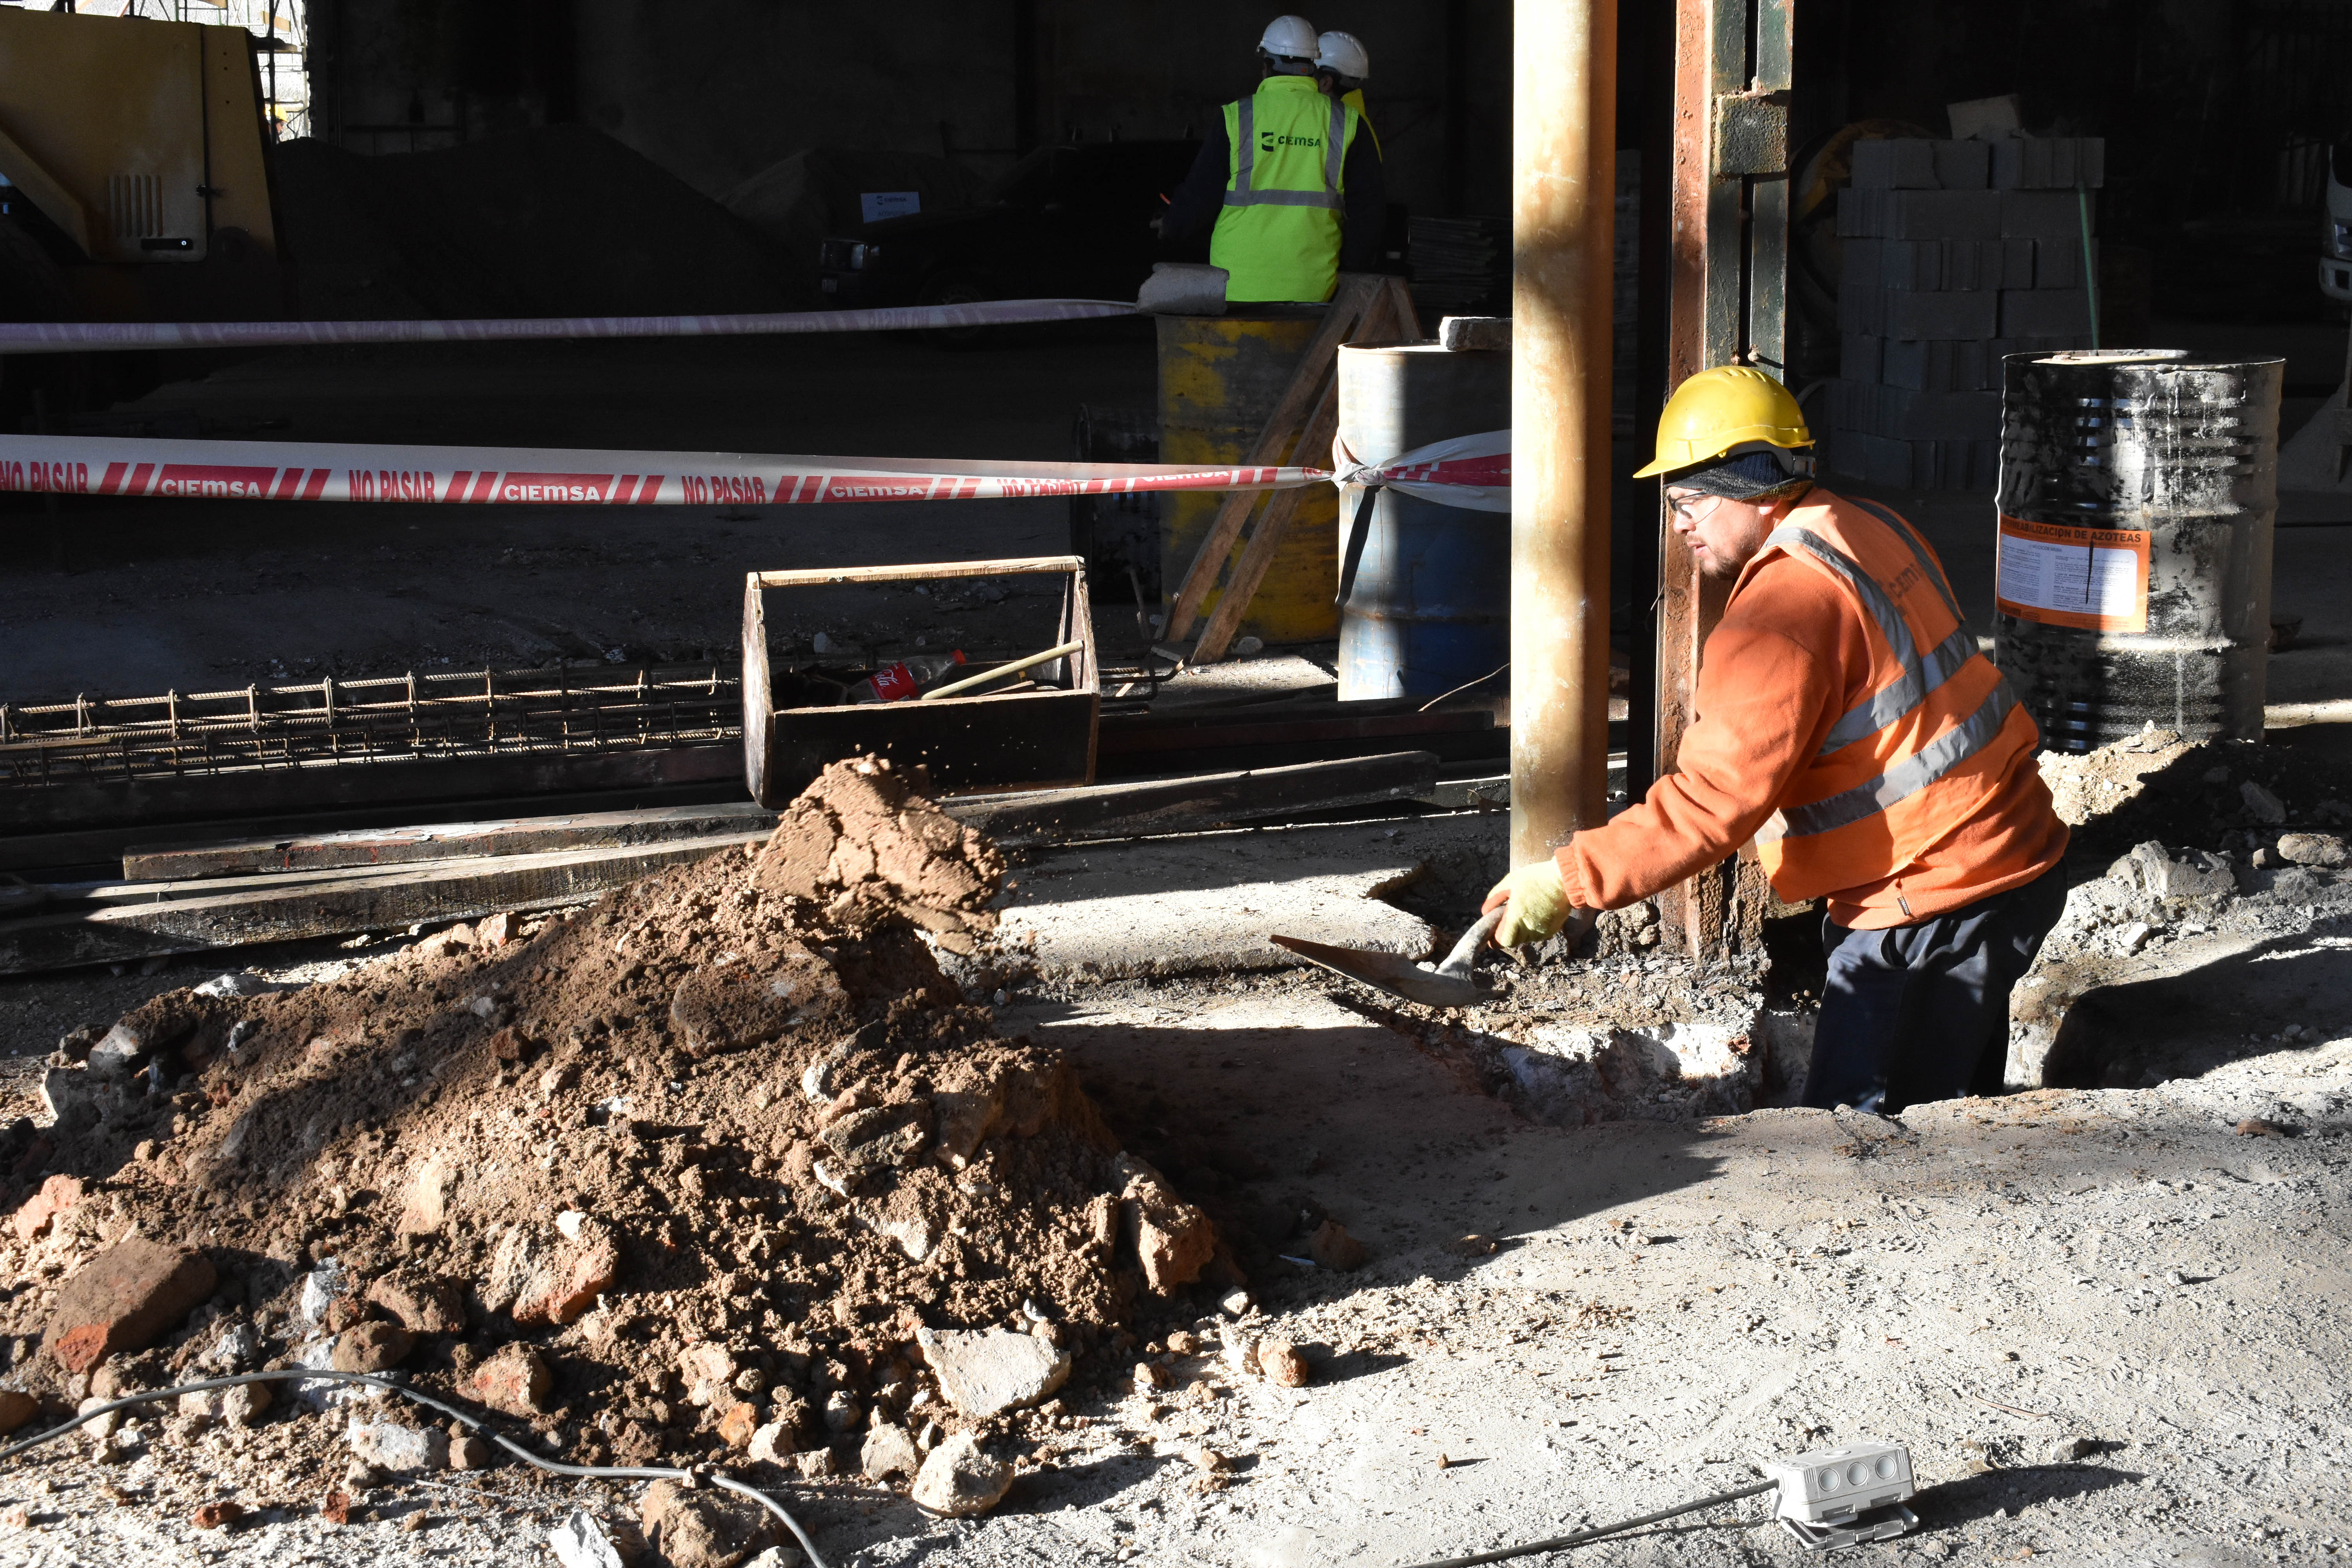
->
<box><xmin>42</xmin><ymin>1239</ymin><xmax>218</xmax><ymax>1373</ymax></box>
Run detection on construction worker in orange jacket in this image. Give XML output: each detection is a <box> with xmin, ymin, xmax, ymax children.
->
<box><xmin>1483</xmin><ymin>366</ymin><xmax>2071</xmax><ymax>1114</ymax></box>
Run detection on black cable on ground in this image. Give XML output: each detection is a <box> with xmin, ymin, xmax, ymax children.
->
<box><xmin>0</xmin><ymin>1367</ymin><xmax>831</xmax><ymax>1568</ymax></box>
<box><xmin>1399</xmin><ymin>1478</ymin><xmax>1777</xmax><ymax>1568</ymax></box>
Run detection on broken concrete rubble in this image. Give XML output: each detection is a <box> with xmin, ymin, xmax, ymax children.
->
<box><xmin>909</xmin><ymin>1432</ymin><xmax>1015</xmax><ymax>1517</ymax></box>
<box><xmin>915</xmin><ymin>1325</ymin><xmax>1072</xmax><ymax>1417</ymax></box>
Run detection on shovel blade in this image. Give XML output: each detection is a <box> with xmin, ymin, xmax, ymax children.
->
<box><xmin>1269</xmin><ymin>933</ymin><xmax>1492</xmax><ymax>1009</ymax></box>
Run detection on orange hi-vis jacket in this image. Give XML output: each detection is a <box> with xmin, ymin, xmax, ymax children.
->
<box><xmin>1560</xmin><ymin>488</ymin><xmax>2067</xmax><ymax>929</ymax></box>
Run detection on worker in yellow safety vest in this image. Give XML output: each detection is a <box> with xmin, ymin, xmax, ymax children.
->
<box><xmin>1156</xmin><ymin>14</ymin><xmax>1387</xmax><ymax>303</ymax></box>
<box><xmin>1315</xmin><ymin>30</ymin><xmax>1379</xmax><ymax>157</ymax></box>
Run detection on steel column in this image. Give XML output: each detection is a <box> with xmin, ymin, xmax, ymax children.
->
<box><xmin>1509</xmin><ymin>0</ymin><xmax>1619</xmax><ymax>869</ymax></box>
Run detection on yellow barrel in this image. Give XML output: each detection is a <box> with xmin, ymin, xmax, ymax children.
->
<box><xmin>1157</xmin><ymin>307</ymin><xmax>1339</xmax><ymax>643</ymax></box>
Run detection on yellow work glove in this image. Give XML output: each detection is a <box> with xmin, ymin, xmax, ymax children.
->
<box><xmin>1481</xmin><ymin>858</ymin><xmax>1572</xmax><ymax>947</ymax></box>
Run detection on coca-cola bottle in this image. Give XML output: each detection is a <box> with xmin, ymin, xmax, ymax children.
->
<box><xmin>850</xmin><ymin>650</ymin><xmax>967</xmax><ymax>703</ymax></box>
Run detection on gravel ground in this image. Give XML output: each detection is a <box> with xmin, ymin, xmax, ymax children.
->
<box><xmin>2</xmin><ymin>947</ymin><xmax>2347</xmax><ymax>1567</ymax></box>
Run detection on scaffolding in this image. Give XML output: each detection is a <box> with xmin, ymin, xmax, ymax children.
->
<box><xmin>14</xmin><ymin>0</ymin><xmax>310</xmax><ymax>139</ymax></box>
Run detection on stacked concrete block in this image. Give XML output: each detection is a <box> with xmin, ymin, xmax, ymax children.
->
<box><xmin>1826</xmin><ymin>136</ymin><xmax>2102</xmax><ymax>489</ymax></box>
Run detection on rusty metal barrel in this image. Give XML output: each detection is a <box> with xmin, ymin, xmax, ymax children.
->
<box><xmin>1156</xmin><ymin>307</ymin><xmax>1340</xmax><ymax>643</ymax></box>
<box><xmin>1992</xmin><ymin>350</ymin><xmax>2283</xmax><ymax>751</ymax></box>
<box><xmin>1333</xmin><ymin>341</ymin><xmax>1511</xmax><ymax>700</ymax></box>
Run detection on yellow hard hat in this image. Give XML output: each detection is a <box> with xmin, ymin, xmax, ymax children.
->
<box><xmin>1633</xmin><ymin>365</ymin><xmax>1812</xmax><ymax>479</ymax></box>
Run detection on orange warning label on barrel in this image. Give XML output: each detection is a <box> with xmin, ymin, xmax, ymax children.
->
<box><xmin>1995</xmin><ymin>514</ymin><xmax>2149</xmax><ymax>633</ymax></box>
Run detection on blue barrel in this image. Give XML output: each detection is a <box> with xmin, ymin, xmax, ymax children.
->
<box><xmin>1334</xmin><ymin>342</ymin><xmax>1510</xmax><ymax>700</ymax></box>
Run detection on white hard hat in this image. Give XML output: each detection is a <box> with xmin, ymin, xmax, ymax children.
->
<box><xmin>1316</xmin><ymin>30</ymin><xmax>1369</xmax><ymax>80</ymax></box>
<box><xmin>1258</xmin><ymin>14</ymin><xmax>1319</xmax><ymax>61</ymax></box>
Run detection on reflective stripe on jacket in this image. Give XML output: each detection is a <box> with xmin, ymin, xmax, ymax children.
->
<box><xmin>1748</xmin><ymin>495</ymin><xmax>2045</xmax><ymax>907</ymax></box>
<box><xmin>1212</xmin><ymin>75</ymin><xmax>1360</xmax><ymax>303</ymax></box>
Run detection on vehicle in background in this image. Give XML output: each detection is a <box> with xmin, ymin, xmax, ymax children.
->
<box><xmin>0</xmin><ymin>5</ymin><xmax>284</xmax><ymax>324</ymax></box>
<box><xmin>2324</xmin><ymin>143</ymin><xmax>2352</xmax><ymax>317</ymax></box>
<box><xmin>818</xmin><ymin>140</ymin><xmax>1206</xmax><ymax>314</ymax></box>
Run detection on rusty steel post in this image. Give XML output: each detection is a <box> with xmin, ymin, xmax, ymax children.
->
<box><xmin>1509</xmin><ymin>0</ymin><xmax>1618</xmax><ymax>870</ymax></box>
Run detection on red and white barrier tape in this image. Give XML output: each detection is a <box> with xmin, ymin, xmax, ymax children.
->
<box><xmin>0</xmin><ymin>434</ymin><xmax>1316</xmax><ymax>506</ymax></box>
<box><xmin>1335</xmin><ymin>429</ymin><xmax>1512</xmax><ymax>512</ymax></box>
<box><xmin>0</xmin><ymin>298</ymin><xmax>1139</xmax><ymax>356</ymax></box>
<box><xmin>0</xmin><ymin>430</ymin><xmax>1515</xmax><ymax>508</ymax></box>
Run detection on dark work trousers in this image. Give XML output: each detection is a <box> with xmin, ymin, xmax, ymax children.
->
<box><xmin>1801</xmin><ymin>867</ymin><xmax>2069</xmax><ymax>1114</ymax></box>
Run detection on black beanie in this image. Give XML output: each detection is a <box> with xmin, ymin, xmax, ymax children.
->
<box><xmin>1665</xmin><ymin>447</ymin><xmax>1815</xmax><ymax>501</ymax></box>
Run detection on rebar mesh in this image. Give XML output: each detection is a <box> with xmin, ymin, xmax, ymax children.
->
<box><xmin>0</xmin><ymin>664</ymin><xmax>739</xmax><ymax>789</ymax></box>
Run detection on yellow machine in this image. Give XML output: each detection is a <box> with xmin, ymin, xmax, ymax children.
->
<box><xmin>0</xmin><ymin>5</ymin><xmax>283</xmax><ymax>321</ymax></box>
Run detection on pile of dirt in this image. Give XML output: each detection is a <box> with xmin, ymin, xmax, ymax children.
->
<box><xmin>274</xmin><ymin>125</ymin><xmax>801</xmax><ymax>320</ymax></box>
<box><xmin>0</xmin><ymin>758</ymin><xmax>1227</xmax><ymax>1506</ymax></box>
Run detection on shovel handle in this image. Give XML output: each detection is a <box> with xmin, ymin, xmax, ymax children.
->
<box><xmin>1437</xmin><ymin>906</ymin><xmax>1508</xmax><ymax>977</ymax></box>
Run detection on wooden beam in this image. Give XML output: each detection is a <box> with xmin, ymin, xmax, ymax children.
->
<box><xmin>120</xmin><ymin>802</ymin><xmax>779</xmax><ymax>882</ymax></box>
<box><xmin>947</xmin><ymin>751</ymin><xmax>1441</xmax><ymax>846</ymax></box>
<box><xmin>1188</xmin><ymin>378</ymin><xmax>1344</xmax><ymax>663</ymax></box>
<box><xmin>0</xmin><ymin>834</ymin><xmax>767</xmax><ymax>978</ymax></box>
<box><xmin>0</xmin><ymin>780</ymin><xmax>753</xmax><ymax>879</ymax></box>
<box><xmin>1654</xmin><ymin>0</ymin><xmax>1753</xmax><ymax>962</ymax></box>
<box><xmin>0</xmin><ymin>744</ymin><xmax>744</xmax><ymax>837</ymax></box>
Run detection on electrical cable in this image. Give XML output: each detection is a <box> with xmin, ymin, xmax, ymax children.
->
<box><xmin>1397</xmin><ymin>1478</ymin><xmax>1776</xmax><ymax>1568</ymax></box>
<box><xmin>0</xmin><ymin>1367</ymin><xmax>831</xmax><ymax>1568</ymax></box>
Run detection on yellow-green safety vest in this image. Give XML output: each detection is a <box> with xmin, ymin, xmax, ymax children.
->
<box><xmin>1212</xmin><ymin>75</ymin><xmax>1361</xmax><ymax>304</ymax></box>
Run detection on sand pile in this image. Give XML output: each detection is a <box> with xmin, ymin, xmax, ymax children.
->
<box><xmin>0</xmin><ymin>758</ymin><xmax>1226</xmax><ymax>1509</ymax></box>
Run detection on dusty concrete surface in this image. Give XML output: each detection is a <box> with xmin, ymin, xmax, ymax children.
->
<box><xmin>989</xmin><ymin>822</ymin><xmax>1439</xmax><ymax>983</ymax></box>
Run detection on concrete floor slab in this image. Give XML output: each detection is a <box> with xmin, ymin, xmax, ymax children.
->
<box><xmin>989</xmin><ymin>822</ymin><xmax>1438</xmax><ymax>983</ymax></box>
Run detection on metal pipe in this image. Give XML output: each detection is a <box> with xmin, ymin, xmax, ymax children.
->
<box><xmin>1510</xmin><ymin>0</ymin><xmax>1617</xmax><ymax>868</ymax></box>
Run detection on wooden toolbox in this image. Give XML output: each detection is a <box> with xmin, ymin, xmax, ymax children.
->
<box><xmin>740</xmin><ymin>555</ymin><xmax>1099</xmax><ymax>807</ymax></box>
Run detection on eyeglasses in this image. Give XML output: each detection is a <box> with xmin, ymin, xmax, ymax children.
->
<box><xmin>1664</xmin><ymin>490</ymin><xmax>1725</xmax><ymax>523</ymax></box>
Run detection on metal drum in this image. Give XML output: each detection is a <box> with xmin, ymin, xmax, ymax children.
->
<box><xmin>1156</xmin><ymin>308</ymin><xmax>1340</xmax><ymax>643</ymax></box>
<box><xmin>1992</xmin><ymin>350</ymin><xmax>2283</xmax><ymax>751</ymax></box>
<box><xmin>1332</xmin><ymin>341</ymin><xmax>1511</xmax><ymax>700</ymax></box>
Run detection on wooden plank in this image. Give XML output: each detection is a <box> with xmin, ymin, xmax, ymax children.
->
<box><xmin>0</xmin><ymin>779</ymin><xmax>753</xmax><ymax>879</ymax></box>
<box><xmin>1190</xmin><ymin>373</ymin><xmax>1345</xmax><ymax>662</ymax></box>
<box><xmin>121</xmin><ymin>802</ymin><xmax>780</xmax><ymax>882</ymax></box>
<box><xmin>945</xmin><ymin>751</ymin><xmax>1441</xmax><ymax>846</ymax></box>
<box><xmin>751</xmin><ymin>555</ymin><xmax>1085</xmax><ymax>589</ymax></box>
<box><xmin>0</xmin><ymin>833</ymin><xmax>768</xmax><ymax>978</ymax></box>
<box><xmin>0</xmin><ymin>744</ymin><xmax>744</xmax><ymax>837</ymax></box>
<box><xmin>1161</xmin><ymin>276</ymin><xmax>1379</xmax><ymax>644</ymax></box>
<box><xmin>1100</xmin><ymin>707</ymin><xmax>1491</xmax><ymax>757</ymax></box>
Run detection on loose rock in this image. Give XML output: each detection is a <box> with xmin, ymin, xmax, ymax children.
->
<box><xmin>365</xmin><ymin>1270</ymin><xmax>466</xmax><ymax>1335</ymax></box>
<box><xmin>916</xmin><ymin>1325</ymin><xmax>1072</xmax><ymax>1418</ymax></box>
<box><xmin>10</xmin><ymin>1174</ymin><xmax>82</xmax><ymax>1242</ymax></box>
<box><xmin>909</xmin><ymin>1432</ymin><xmax>1014</xmax><ymax>1517</ymax></box>
<box><xmin>1308</xmin><ymin>1219</ymin><xmax>1369</xmax><ymax>1271</ymax></box>
<box><xmin>1257</xmin><ymin>1338</ymin><xmax>1312</xmax><ymax>1387</ymax></box>
<box><xmin>465</xmin><ymin>1343</ymin><xmax>551</xmax><ymax>1416</ymax></box>
<box><xmin>861</xmin><ymin>1421</ymin><xmax>922</xmax><ymax>1480</ymax></box>
<box><xmin>43</xmin><ymin>1240</ymin><xmax>218</xmax><ymax>1373</ymax></box>
<box><xmin>328</xmin><ymin>1320</ymin><xmax>415</xmax><ymax>1373</ymax></box>
<box><xmin>641</xmin><ymin>1477</ymin><xmax>770</xmax><ymax>1568</ymax></box>
<box><xmin>2276</xmin><ymin>832</ymin><xmax>2348</xmax><ymax>867</ymax></box>
<box><xmin>346</xmin><ymin>1419</ymin><xmax>449</xmax><ymax>1474</ymax></box>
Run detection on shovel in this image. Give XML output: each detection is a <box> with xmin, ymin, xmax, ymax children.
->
<box><xmin>1272</xmin><ymin>906</ymin><xmax>1508</xmax><ymax>1008</ymax></box>
<box><xmin>1272</xmin><ymin>904</ymin><xmax>1599</xmax><ymax>1008</ymax></box>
